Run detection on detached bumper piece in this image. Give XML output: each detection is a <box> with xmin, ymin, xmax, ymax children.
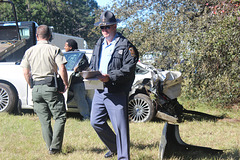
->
<box><xmin>159</xmin><ymin>123</ymin><xmax>223</xmax><ymax>160</ymax></box>
<box><xmin>155</xmin><ymin>111</ymin><xmax>179</xmax><ymax>123</ymax></box>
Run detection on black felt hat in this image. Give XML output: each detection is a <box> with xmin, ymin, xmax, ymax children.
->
<box><xmin>94</xmin><ymin>11</ymin><xmax>121</xmax><ymax>26</ymax></box>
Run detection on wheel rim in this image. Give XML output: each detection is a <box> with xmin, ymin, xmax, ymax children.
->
<box><xmin>0</xmin><ymin>88</ymin><xmax>9</xmax><ymax>111</ymax></box>
<box><xmin>128</xmin><ymin>98</ymin><xmax>150</xmax><ymax>122</ymax></box>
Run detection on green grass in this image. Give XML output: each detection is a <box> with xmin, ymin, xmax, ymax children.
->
<box><xmin>0</xmin><ymin>99</ymin><xmax>239</xmax><ymax>160</ymax></box>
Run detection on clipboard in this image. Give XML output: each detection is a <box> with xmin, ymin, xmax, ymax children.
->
<box><xmin>80</xmin><ymin>71</ymin><xmax>102</xmax><ymax>79</ymax></box>
<box><xmin>80</xmin><ymin>71</ymin><xmax>104</xmax><ymax>89</ymax></box>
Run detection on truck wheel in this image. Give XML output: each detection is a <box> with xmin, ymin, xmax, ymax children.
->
<box><xmin>0</xmin><ymin>83</ymin><xmax>18</xmax><ymax>113</ymax></box>
<box><xmin>128</xmin><ymin>93</ymin><xmax>156</xmax><ymax>122</ymax></box>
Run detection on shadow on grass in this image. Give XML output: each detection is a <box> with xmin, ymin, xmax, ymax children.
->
<box><xmin>128</xmin><ymin>138</ymin><xmax>239</xmax><ymax>160</ymax></box>
<box><xmin>20</xmin><ymin>109</ymin><xmax>83</xmax><ymax>120</ymax></box>
<box><xmin>181</xmin><ymin>112</ymin><xmax>225</xmax><ymax>122</ymax></box>
<box><xmin>21</xmin><ymin>109</ymin><xmax>35</xmax><ymax>115</ymax></box>
<box><xmin>129</xmin><ymin>141</ymin><xmax>239</xmax><ymax>160</ymax></box>
<box><xmin>219</xmin><ymin>148</ymin><xmax>240</xmax><ymax>160</ymax></box>
<box><xmin>152</xmin><ymin>111</ymin><xmax>226</xmax><ymax>123</ymax></box>
<box><xmin>130</xmin><ymin>141</ymin><xmax>159</xmax><ymax>150</ymax></box>
<box><xmin>62</xmin><ymin>145</ymin><xmax>107</xmax><ymax>155</ymax></box>
<box><xmin>164</xmin><ymin>151</ymin><xmax>223</xmax><ymax>160</ymax></box>
<box><xmin>89</xmin><ymin>147</ymin><xmax>106</xmax><ymax>154</ymax></box>
<box><xmin>163</xmin><ymin>148</ymin><xmax>240</xmax><ymax>160</ymax></box>
<box><xmin>62</xmin><ymin>145</ymin><xmax>76</xmax><ymax>154</ymax></box>
<box><xmin>66</xmin><ymin>112</ymin><xmax>82</xmax><ymax>120</ymax></box>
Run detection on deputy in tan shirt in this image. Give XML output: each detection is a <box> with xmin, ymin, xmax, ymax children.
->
<box><xmin>20</xmin><ymin>25</ymin><xmax>68</xmax><ymax>155</ymax></box>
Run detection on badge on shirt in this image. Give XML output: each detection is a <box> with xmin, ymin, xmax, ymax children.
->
<box><xmin>118</xmin><ymin>50</ymin><xmax>123</xmax><ymax>55</ymax></box>
<box><xmin>129</xmin><ymin>47</ymin><xmax>136</xmax><ymax>57</ymax></box>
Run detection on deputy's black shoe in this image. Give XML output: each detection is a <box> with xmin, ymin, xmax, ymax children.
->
<box><xmin>49</xmin><ymin>148</ymin><xmax>60</xmax><ymax>155</ymax></box>
<box><xmin>104</xmin><ymin>151</ymin><xmax>117</xmax><ymax>158</ymax></box>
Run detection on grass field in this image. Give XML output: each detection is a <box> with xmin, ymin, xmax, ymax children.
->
<box><xmin>0</xmin><ymin>98</ymin><xmax>239</xmax><ymax>160</ymax></box>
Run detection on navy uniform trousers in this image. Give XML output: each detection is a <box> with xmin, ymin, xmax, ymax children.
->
<box><xmin>90</xmin><ymin>87</ymin><xmax>130</xmax><ymax>160</ymax></box>
<box><xmin>32</xmin><ymin>85</ymin><xmax>66</xmax><ymax>151</ymax></box>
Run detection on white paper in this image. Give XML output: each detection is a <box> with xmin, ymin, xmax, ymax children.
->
<box><xmin>83</xmin><ymin>78</ymin><xmax>104</xmax><ymax>90</ymax></box>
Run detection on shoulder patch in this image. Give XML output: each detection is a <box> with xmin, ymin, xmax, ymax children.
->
<box><xmin>129</xmin><ymin>47</ymin><xmax>136</xmax><ymax>57</ymax></box>
<box><xmin>118</xmin><ymin>50</ymin><xmax>123</xmax><ymax>55</ymax></box>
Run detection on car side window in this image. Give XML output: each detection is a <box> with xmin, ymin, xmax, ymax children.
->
<box><xmin>64</xmin><ymin>52</ymin><xmax>84</xmax><ymax>71</ymax></box>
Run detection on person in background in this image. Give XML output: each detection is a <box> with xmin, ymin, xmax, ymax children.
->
<box><xmin>21</xmin><ymin>25</ymin><xmax>68</xmax><ymax>155</ymax></box>
<box><xmin>64</xmin><ymin>39</ymin><xmax>92</xmax><ymax>120</ymax></box>
<box><xmin>89</xmin><ymin>11</ymin><xmax>139</xmax><ymax>159</ymax></box>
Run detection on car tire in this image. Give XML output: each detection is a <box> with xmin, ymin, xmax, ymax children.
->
<box><xmin>0</xmin><ymin>83</ymin><xmax>18</xmax><ymax>113</ymax></box>
<box><xmin>128</xmin><ymin>93</ymin><xmax>156</xmax><ymax>122</ymax></box>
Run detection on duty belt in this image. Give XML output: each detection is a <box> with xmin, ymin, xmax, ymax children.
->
<box><xmin>33</xmin><ymin>76</ymin><xmax>55</xmax><ymax>87</ymax></box>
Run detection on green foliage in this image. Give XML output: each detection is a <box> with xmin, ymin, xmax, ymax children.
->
<box><xmin>86</xmin><ymin>8</ymin><xmax>104</xmax><ymax>48</ymax></box>
<box><xmin>180</xmin><ymin>1</ymin><xmax>240</xmax><ymax>105</ymax></box>
<box><xmin>0</xmin><ymin>0</ymin><xmax>99</xmax><ymax>48</ymax></box>
<box><xmin>110</xmin><ymin>0</ymin><xmax>240</xmax><ymax>106</ymax></box>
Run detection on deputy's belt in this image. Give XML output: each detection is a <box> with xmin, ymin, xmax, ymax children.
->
<box><xmin>34</xmin><ymin>80</ymin><xmax>48</xmax><ymax>85</ymax></box>
<box><xmin>33</xmin><ymin>76</ymin><xmax>55</xmax><ymax>86</ymax></box>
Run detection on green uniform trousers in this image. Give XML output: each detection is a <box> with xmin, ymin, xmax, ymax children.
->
<box><xmin>32</xmin><ymin>85</ymin><xmax>66</xmax><ymax>151</ymax></box>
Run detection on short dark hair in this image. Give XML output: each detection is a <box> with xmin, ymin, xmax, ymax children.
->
<box><xmin>37</xmin><ymin>25</ymin><xmax>51</xmax><ymax>39</ymax></box>
<box><xmin>66</xmin><ymin>39</ymin><xmax>78</xmax><ymax>50</ymax></box>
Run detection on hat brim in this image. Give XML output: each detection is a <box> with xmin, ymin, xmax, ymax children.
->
<box><xmin>94</xmin><ymin>19</ymin><xmax>122</xmax><ymax>26</ymax></box>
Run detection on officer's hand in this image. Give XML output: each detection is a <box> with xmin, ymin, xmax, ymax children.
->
<box><xmin>59</xmin><ymin>85</ymin><xmax>68</xmax><ymax>94</ymax></box>
<box><xmin>97</xmin><ymin>74</ymin><xmax>110</xmax><ymax>82</ymax></box>
<box><xmin>74</xmin><ymin>66</ymin><xmax>78</xmax><ymax>72</ymax></box>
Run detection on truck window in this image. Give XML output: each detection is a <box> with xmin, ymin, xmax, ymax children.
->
<box><xmin>0</xmin><ymin>26</ymin><xmax>18</xmax><ymax>40</ymax></box>
<box><xmin>19</xmin><ymin>28</ymin><xmax>30</xmax><ymax>39</ymax></box>
<box><xmin>0</xmin><ymin>26</ymin><xmax>30</xmax><ymax>40</ymax></box>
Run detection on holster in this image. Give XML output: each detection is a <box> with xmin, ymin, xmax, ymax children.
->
<box><xmin>56</xmin><ymin>76</ymin><xmax>65</xmax><ymax>92</ymax></box>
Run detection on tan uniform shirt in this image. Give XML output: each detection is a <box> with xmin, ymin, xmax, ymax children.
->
<box><xmin>20</xmin><ymin>40</ymin><xmax>67</xmax><ymax>81</ymax></box>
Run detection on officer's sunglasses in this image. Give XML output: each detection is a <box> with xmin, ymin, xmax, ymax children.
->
<box><xmin>100</xmin><ymin>25</ymin><xmax>111</xmax><ymax>30</ymax></box>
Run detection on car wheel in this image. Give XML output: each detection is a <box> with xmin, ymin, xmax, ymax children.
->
<box><xmin>0</xmin><ymin>83</ymin><xmax>18</xmax><ymax>113</ymax></box>
<box><xmin>128</xmin><ymin>93</ymin><xmax>156</xmax><ymax>122</ymax></box>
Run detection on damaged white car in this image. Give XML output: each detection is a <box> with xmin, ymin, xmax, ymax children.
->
<box><xmin>0</xmin><ymin>50</ymin><xmax>184</xmax><ymax>123</ymax></box>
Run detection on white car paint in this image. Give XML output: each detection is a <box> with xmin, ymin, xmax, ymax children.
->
<box><xmin>0</xmin><ymin>50</ymin><xmax>164</xmax><ymax>123</ymax></box>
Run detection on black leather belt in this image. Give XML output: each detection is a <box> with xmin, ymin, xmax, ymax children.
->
<box><xmin>33</xmin><ymin>76</ymin><xmax>55</xmax><ymax>86</ymax></box>
<box><xmin>33</xmin><ymin>80</ymin><xmax>48</xmax><ymax>85</ymax></box>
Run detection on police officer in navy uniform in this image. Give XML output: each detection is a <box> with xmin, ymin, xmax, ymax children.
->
<box><xmin>90</xmin><ymin>11</ymin><xmax>139</xmax><ymax>159</ymax></box>
<box><xmin>21</xmin><ymin>25</ymin><xmax>68</xmax><ymax>155</ymax></box>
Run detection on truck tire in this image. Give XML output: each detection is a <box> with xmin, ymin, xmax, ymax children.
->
<box><xmin>128</xmin><ymin>93</ymin><xmax>156</xmax><ymax>122</ymax></box>
<box><xmin>0</xmin><ymin>83</ymin><xmax>18</xmax><ymax>113</ymax></box>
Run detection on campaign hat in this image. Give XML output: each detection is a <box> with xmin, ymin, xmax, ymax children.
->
<box><xmin>94</xmin><ymin>11</ymin><xmax>121</xmax><ymax>26</ymax></box>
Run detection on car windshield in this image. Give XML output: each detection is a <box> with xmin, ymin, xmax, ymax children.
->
<box><xmin>64</xmin><ymin>51</ymin><xmax>85</xmax><ymax>71</ymax></box>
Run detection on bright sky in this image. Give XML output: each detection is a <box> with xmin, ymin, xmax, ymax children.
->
<box><xmin>95</xmin><ymin>0</ymin><xmax>111</xmax><ymax>7</ymax></box>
